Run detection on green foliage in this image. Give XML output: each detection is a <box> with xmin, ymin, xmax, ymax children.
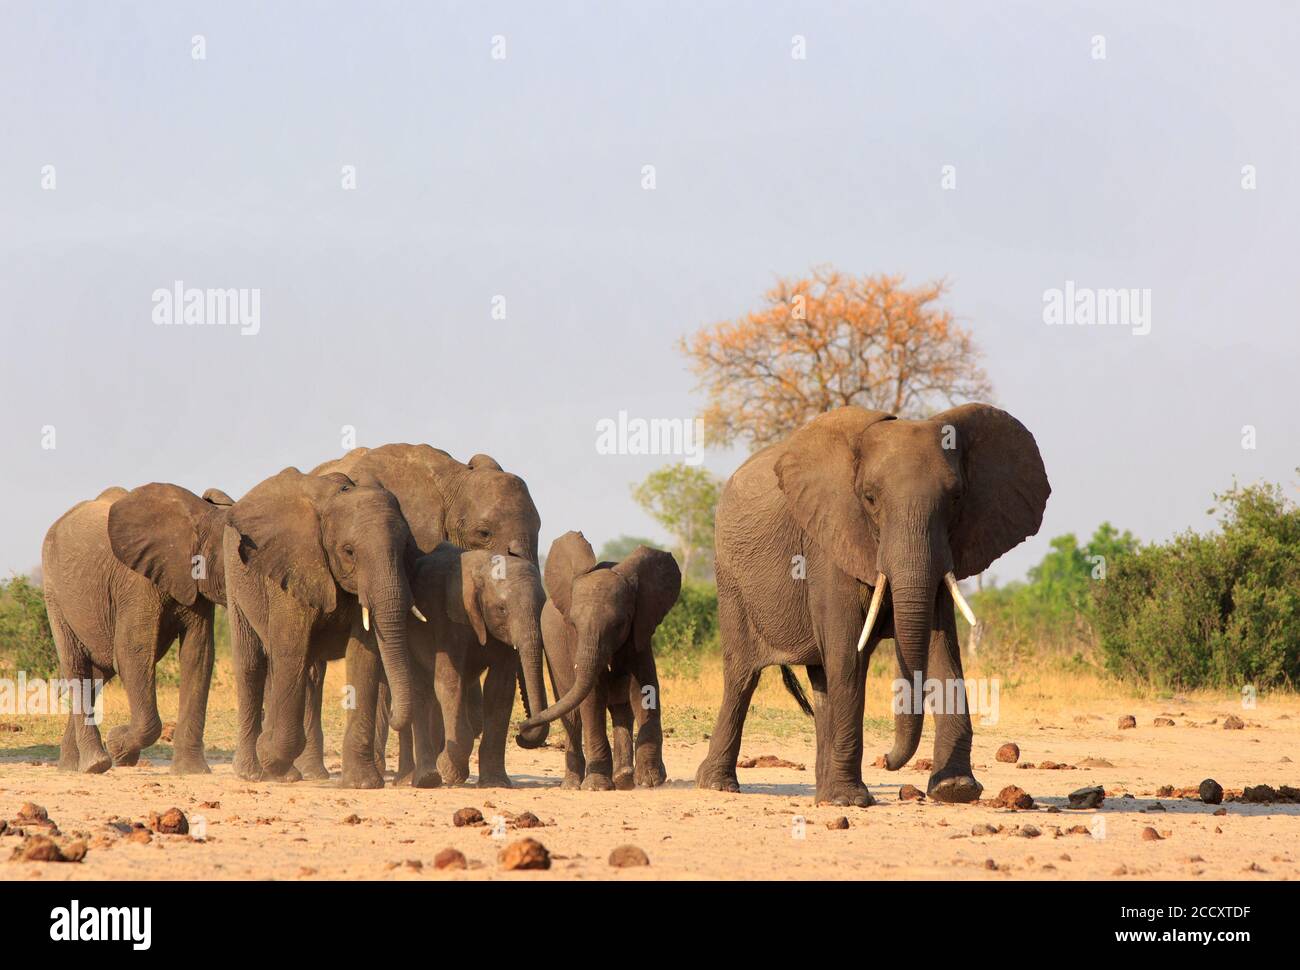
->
<box><xmin>970</xmin><ymin>522</ymin><xmax>1136</xmax><ymax>668</ymax></box>
<box><xmin>1094</xmin><ymin>482</ymin><xmax>1300</xmax><ymax>689</ymax></box>
<box><xmin>651</xmin><ymin>581</ymin><xmax>720</xmax><ymax>677</ymax></box>
<box><xmin>631</xmin><ymin>464</ymin><xmax>720</xmax><ymax>581</ymax></box>
<box><xmin>0</xmin><ymin>575</ymin><xmax>59</xmax><ymax>678</ymax></box>
<box><xmin>597</xmin><ymin>535</ymin><xmax>657</xmax><ymax>563</ymax></box>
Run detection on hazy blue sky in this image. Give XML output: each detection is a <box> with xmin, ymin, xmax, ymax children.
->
<box><xmin>2</xmin><ymin>1</ymin><xmax>1297</xmax><ymax>582</ymax></box>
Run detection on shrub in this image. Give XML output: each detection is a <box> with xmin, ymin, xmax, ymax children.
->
<box><xmin>0</xmin><ymin>575</ymin><xmax>59</xmax><ymax>678</ymax></box>
<box><xmin>1094</xmin><ymin>482</ymin><xmax>1300</xmax><ymax>689</ymax></box>
<box><xmin>652</xmin><ymin>581</ymin><xmax>719</xmax><ymax>677</ymax></box>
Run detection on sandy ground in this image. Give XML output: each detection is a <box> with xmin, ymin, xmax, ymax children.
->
<box><xmin>2</xmin><ymin>689</ymin><xmax>1297</xmax><ymax>881</ymax></box>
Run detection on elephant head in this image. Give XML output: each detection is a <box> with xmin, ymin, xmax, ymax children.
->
<box><xmin>428</xmin><ymin>547</ymin><xmax>552</xmax><ymax>748</ymax></box>
<box><xmin>314</xmin><ymin>444</ymin><xmax>541</xmax><ymax>563</ymax></box>
<box><xmin>521</xmin><ymin>532</ymin><xmax>681</xmax><ymax>730</ymax></box>
<box><xmin>231</xmin><ymin>469</ymin><xmax>418</xmax><ymax>731</ymax></box>
<box><xmin>774</xmin><ymin>403</ymin><xmax>1049</xmax><ymax>769</ymax></box>
<box><xmin>108</xmin><ymin>483</ymin><xmax>234</xmax><ymax>607</ymax></box>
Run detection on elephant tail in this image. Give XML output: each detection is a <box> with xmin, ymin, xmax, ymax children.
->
<box><xmin>779</xmin><ymin>665</ymin><xmax>814</xmax><ymax>717</ymax></box>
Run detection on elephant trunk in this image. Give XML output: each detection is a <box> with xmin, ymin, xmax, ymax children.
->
<box><xmin>883</xmin><ymin>584</ymin><xmax>934</xmax><ymax>770</ymax></box>
<box><xmin>365</xmin><ymin>570</ymin><xmax>414</xmax><ymax>733</ymax></box>
<box><xmin>520</xmin><ymin>631</ymin><xmax>604</xmax><ymax>730</ymax></box>
<box><xmin>513</xmin><ymin>626</ymin><xmax>551</xmax><ymax>748</ymax></box>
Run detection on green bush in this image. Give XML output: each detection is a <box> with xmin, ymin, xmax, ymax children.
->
<box><xmin>0</xmin><ymin>575</ymin><xmax>59</xmax><ymax>678</ymax></box>
<box><xmin>1094</xmin><ymin>482</ymin><xmax>1300</xmax><ymax>689</ymax></box>
<box><xmin>652</xmin><ymin>580</ymin><xmax>719</xmax><ymax>677</ymax></box>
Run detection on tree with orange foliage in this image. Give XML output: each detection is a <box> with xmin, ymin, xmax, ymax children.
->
<box><xmin>681</xmin><ymin>268</ymin><xmax>993</xmax><ymax>450</ymax></box>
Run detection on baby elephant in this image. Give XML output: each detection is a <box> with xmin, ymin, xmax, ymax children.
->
<box><xmin>520</xmin><ymin>532</ymin><xmax>681</xmax><ymax>790</ymax></box>
<box><xmin>393</xmin><ymin>543</ymin><xmax>551</xmax><ymax>788</ymax></box>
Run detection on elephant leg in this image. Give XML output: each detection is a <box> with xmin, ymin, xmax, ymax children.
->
<box><xmin>404</xmin><ymin>648</ymin><xmax>441</xmax><ymax>789</ymax></box>
<box><xmin>292</xmin><ymin>658</ymin><xmax>330</xmax><ymax>780</ymax></box>
<box><xmin>465</xmin><ymin>675</ymin><xmax>485</xmax><ymax>741</ymax></box>
<box><xmin>696</xmin><ymin>571</ymin><xmax>764</xmax><ymax>792</ymax></box>
<box><xmin>340</xmin><ymin>633</ymin><xmax>385</xmax><ymax>789</ymax></box>
<box><xmin>372</xmin><ymin>679</ymin><xmax>390</xmax><ymax>775</ymax></box>
<box><xmin>434</xmin><ymin>646</ymin><xmax>470</xmax><ymax>784</ymax></box>
<box><xmin>628</xmin><ymin>649</ymin><xmax>667</xmax><ymax>788</ymax></box>
<box><xmin>255</xmin><ymin>613</ymin><xmax>312</xmax><ymax>780</ymax></box>
<box><xmin>476</xmin><ymin>644</ymin><xmax>516</xmax><ymax>788</ymax></box>
<box><xmin>807</xmin><ymin>664</ymin><xmax>829</xmax><ymax>787</ymax></box>
<box><xmin>579</xmin><ymin>677</ymin><xmax>614</xmax><ymax>791</ymax></box>
<box><xmin>395</xmin><ymin>722</ymin><xmax>416</xmax><ymax>782</ymax></box>
<box><xmin>106</xmin><ymin>615</ymin><xmax>163</xmax><ymax>767</ymax></box>
<box><xmin>50</xmin><ymin>612</ymin><xmax>110</xmax><ymax>773</ymax></box>
<box><xmin>170</xmin><ymin>608</ymin><xmax>214</xmax><ymax>774</ymax></box>
<box><xmin>230</xmin><ymin>606</ymin><xmax>266</xmax><ymax>780</ymax></box>
<box><xmin>925</xmin><ymin>600</ymin><xmax>981</xmax><ymax>803</ymax></box>
<box><xmin>814</xmin><ymin>626</ymin><xmax>873</xmax><ymax>807</ymax></box>
<box><xmin>609</xmin><ymin>697</ymin><xmax>635</xmax><ymax>790</ymax></box>
<box><xmin>558</xmin><ymin>710</ymin><xmax>585</xmax><ymax>789</ymax></box>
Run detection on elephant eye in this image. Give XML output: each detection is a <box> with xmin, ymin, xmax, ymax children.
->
<box><xmin>343</xmin><ymin>544</ymin><xmax>355</xmax><ymax>557</ymax></box>
<box><xmin>476</xmin><ymin>528</ymin><xmax>492</xmax><ymax>540</ymax></box>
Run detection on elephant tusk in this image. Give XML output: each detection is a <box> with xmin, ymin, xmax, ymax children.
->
<box><xmin>944</xmin><ymin>572</ymin><xmax>977</xmax><ymax>627</ymax></box>
<box><xmin>410</xmin><ymin>604</ymin><xmax>427</xmax><ymax>623</ymax></box>
<box><xmin>362</xmin><ymin>606</ymin><xmax>370</xmax><ymax>632</ymax></box>
<box><xmin>857</xmin><ymin>573</ymin><xmax>887</xmax><ymax>653</ymax></box>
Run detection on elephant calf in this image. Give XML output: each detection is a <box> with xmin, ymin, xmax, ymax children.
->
<box><xmin>520</xmin><ymin>532</ymin><xmax>681</xmax><ymax>791</ymax></box>
<box><xmin>351</xmin><ymin>543</ymin><xmax>551</xmax><ymax>789</ymax></box>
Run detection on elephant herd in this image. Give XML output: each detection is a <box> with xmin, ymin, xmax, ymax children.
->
<box><xmin>40</xmin><ymin>402</ymin><xmax>1049</xmax><ymax>806</ymax></box>
<box><xmin>41</xmin><ymin>444</ymin><xmax>681</xmax><ymax>791</ymax></box>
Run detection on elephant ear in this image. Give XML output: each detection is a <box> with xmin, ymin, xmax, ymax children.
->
<box><xmin>612</xmin><ymin>546</ymin><xmax>682</xmax><ymax>653</ymax></box>
<box><xmin>108</xmin><ymin>483</ymin><xmax>229</xmax><ymax>607</ymax></box>
<box><xmin>467</xmin><ymin>453</ymin><xmax>502</xmax><ymax>471</ymax></box>
<box><xmin>932</xmin><ymin>403</ymin><xmax>1051</xmax><ymax>579</ymax></box>
<box><xmin>774</xmin><ymin>407</ymin><xmax>896</xmax><ymax>586</ymax></box>
<box><xmin>202</xmin><ymin>487</ymin><xmax>235</xmax><ymax>507</ymax></box>
<box><xmin>543</xmin><ymin>531</ymin><xmax>597</xmax><ymax>616</ymax></box>
<box><xmin>459</xmin><ymin>551</ymin><xmax>489</xmax><ymax>646</ymax></box>
<box><xmin>230</xmin><ymin>468</ymin><xmax>340</xmax><ymax>612</ymax></box>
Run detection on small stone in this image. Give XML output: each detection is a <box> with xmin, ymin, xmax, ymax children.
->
<box><xmin>513</xmin><ymin>811</ymin><xmax>543</xmax><ymax>829</ymax></box>
<box><xmin>1198</xmin><ymin>779</ymin><xmax>1223</xmax><ymax>805</ymax></box>
<box><xmin>1213</xmin><ymin>808</ymin><xmax>1227</xmax><ymax>816</ymax></box>
<box><xmin>298</xmin><ymin>867</ymin><xmax>317</xmax><ymax>877</ymax></box>
<box><xmin>1141</xmin><ymin>827</ymin><xmax>1162</xmax><ymax>841</ymax></box>
<box><xmin>499</xmin><ymin>838</ymin><xmax>550</xmax><ymax>870</ymax></box>
<box><xmin>1223</xmin><ymin>715</ymin><xmax>1245</xmax><ymax>730</ymax></box>
<box><xmin>341</xmin><ymin>814</ymin><xmax>362</xmax><ymax>825</ymax></box>
<box><xmin>1018</xmin><ymin>825</ymin><xmax>1041</xmax><ymax>838</ymax></box>
<box><xmin>1153</xmin><ymin>717</ymin><xmax>1175</xmax><ymax>727</ymax></box>
<box><xmin>149</xmin><ymin>807</ymin><xmax>189</xmax><ymax>835</ymax></box>
<box><xmin>10</xmin><ymin>834</ymin><xmax>72</xmax><ymax>862</ymax></box>
<box><xmin>971</xmin><ymin>824</ymin><xmax>1001</xmax><ymax>836</ymax></box>
<box><xmin>1067</xmin><ymin>785</ymin><xmax>1105</xmax><ymax>809</ymax></box>
<box><xmin>433</xmin><ymin>848</ymin><xmax>467</xmax><ymax>870</ymax></box>
<box><xmin>126</xmin><ymin>829</ymin><xmax>152</xmax><ymax>845</ymax></box>
<box><xmin>995</xmin><ymin>785</ymin><xmax>1034</xmax><ymax>810</ymax></box>
<box><xmin>453</xmin><ymin>807</ymin><xmax>485</xmax><ymax>827</ymax></box>
<box><xmin>1118</xmin><ymin>715</ymin><xmax>1137</xmax><ymax>730</ymax></box>
<box><xmin>984</xmin><ymin>858</ymin><xmax>997</xmax><ymax>870</ymax></box>
<box><xmin>404</xmin><ymin>859</ymin><xmax>423</xmax><ymax>871</ymax></box>
<box><xmin>1242</xmin><ymin>785</ymin><xmax>1278</xmax><ymax>804</ymax></box>
<box><xmin>898</xmin><ymin>785</ymin><xmax>925</xmax><ymax>801</ymax></box>
<box><xmin>913</xmin><ymin>758</ymin><xmax>933</xmax><ymax>771</ymax></box>
<box><xmin>826</xmin><ymin>816</ymin><xmax>850</xmax><ymax>830</ymax></box>
<box><xmin>995</xmin><ymin>743</ymin><xmax>1020</xmax><ymax>763</ymax></box>
<box><xmin>608</xmin><ymin>844</ymin><xmax>650</xmax><ymax>867</ymax></box>
<box><xmin>16</xmin><ymin>803</ymin><xmax>47</xmax><ymax>822</ymax></box>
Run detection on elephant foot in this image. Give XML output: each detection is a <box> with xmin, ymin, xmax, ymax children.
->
<box><xmin>437</xmin><ymin>753</ymin><xmax>470</xmax><ymax>786</ymax></box>
<box><xmin>581</xmin><ymin>773</ymin><xmax>615</xmax><ymax>791</ymax></box>
<box><xmin>339</xmin><ymin>764</ymin><xmax>385</xmax><ymax>789</ymax></box>
<box><xmin>613</xmin><ymin>769</ymin><xmax>636</xmax><ymax>791</ymax></box>
<box><xmin>634</xmin><ymin>761</ymin><xmax>668</xmax><ymax>788</ymax></box>
<box><xmin>294</xmin><ymin>762</ymin><xmax>331</xmax><ymax>781</ymax></box>
<box><xmin>816</xmin><ymin>780</ymin><xmax>875</xmax><ymax>808</ymax></box>
<box><xmin>476</xmin><ymin>771</ymin><xmax>514</xmax><ymax>789</ymax></box>
<box><xmin>73</xmin><ymin>747</ymin><xmax>112</xmax><ymax>774</ymax></box>
<box><xmin>169</xmin><ymin>751</ymin><xmax>212</xmax><ymax>775</ymax></box>
<box><xmin>695</xmin><ymin>761</ymin><xmax>740</xmax><ymax>793</ymax></box>
<box><xmin>410</xmin><ymin>765</ymin><xmax>442</xmax><ymax>789</ymax></box>
<box><xmin>561</xmin><ymin>772</ymin><xmax>583</xmax><ymax>790</ymax></box>
<box><xmin>275</xmin><ymin>766</ymin><xmax>303</xmax><ymax>783</ymax></box>
<box><xmin>233</xmin><ymin>747</ymin><xmax>264</xmax><ymax>781</ymax></box>
<box><xmin>928</xmin><ymin>774</ymin><xmax>983</xmax><ymax>804</ymax></box>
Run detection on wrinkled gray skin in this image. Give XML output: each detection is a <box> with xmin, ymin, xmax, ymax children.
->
<box><xmin>42</xmin><ymin>484</ymin><xmax>234</xmax><ymax>774</ymax></box>
<box><xmin>695</xmin><ymin>404</ymin><xmax>1050</xmax><ymax>806</ymax></box>
<box><xmin>297</xmin><ymin>444</ymin><xmax>542</xmax><ymax>781</ymax></box>
<box><xmin>521</xmin><ymin>532</ymin><xmax>681</xmax><ymax>791</ymax></box>
<box><xmin>346</xmin><ymin>544</ymin><xmax>549</xmax><ymax>789</ymax></box>
<box><xmin>222</xmin><ymin>468</ymin><xmax>417</xmax><ymax>784</ymax></box>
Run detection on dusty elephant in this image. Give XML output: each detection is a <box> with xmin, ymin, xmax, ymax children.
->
<box><xmin>41</xmin><ymin>483</ymin><xmax>235</xmax><ymax>773</ymax></box>
<box><xmin>694</xmin><ymin>404</ymin><xmax>1049</xmax><ymax>806</ymax></box>
<box><xmin>222</xmin><ymin>468</ymin><xmax>418</xmax><ymax>784</ymax></box>
<box><xmin>305</xmin><ymin>444</ymin><xmax>543</xmax><ymax>780</ymax></box>
<box><xmin>345</xmin><ymin>543</ymin><xmax>550</xmax><ymax>789</ymax></box>
<box><xmin>520</xmin><ymin>532</ymin><xmax>681</xmax><ymax>791</ymax></box>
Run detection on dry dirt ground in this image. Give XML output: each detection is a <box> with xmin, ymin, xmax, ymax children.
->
<box><xmin>2</xmin><ymin>666</ymin><xmax>1298</xmax><ymax>881</ymax></box>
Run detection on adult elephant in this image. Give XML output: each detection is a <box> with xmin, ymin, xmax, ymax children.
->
<box><xmin>42</xmin><ymin>483</ymin><xmax>235</xmax><ymax>774</ymax></box>
<box><xmin>695</xmin><ymin>404</ymin><xmax>1049</xmax><ymax>806</ymax></box>
<box><xmin>222</xmin><ymin>468</ymin><xmax>418</xmax><ymax>784</ymax></box>
<box><xmin>300</xmin><ymin>444</ymin><xmax>543</xmax><ymax>780</ymax></box>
